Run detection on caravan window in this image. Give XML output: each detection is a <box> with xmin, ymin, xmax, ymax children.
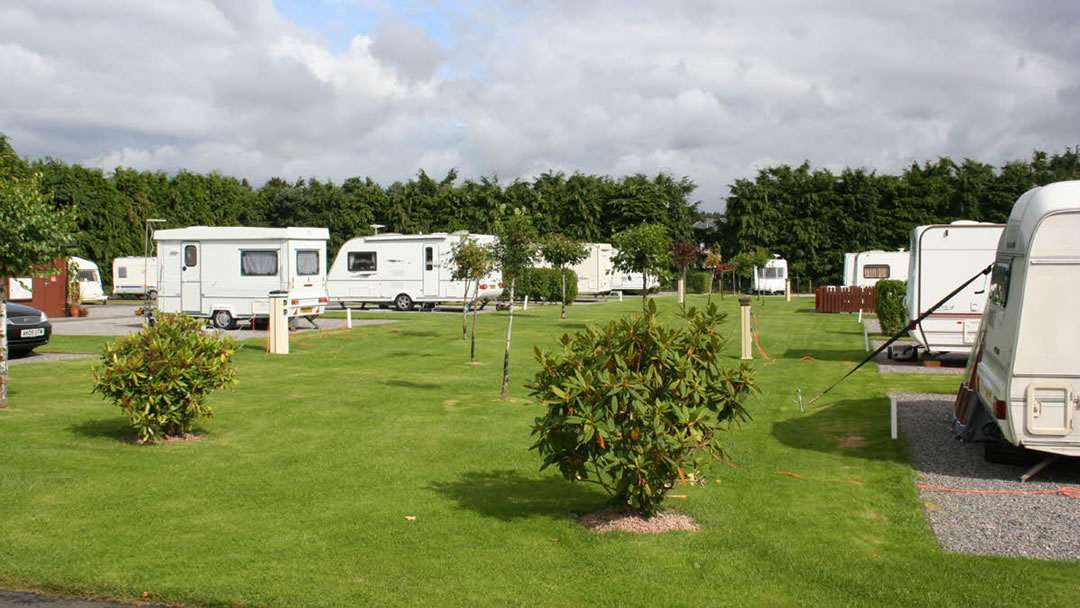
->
<box><xmin>241</xmin><ymin>250</ymin><xmax>278</xmax><ymax>276</ymax></box>
<box><xmin>348</xmin><ymin>252</ymin><xmax>377</xmax><ymax>272</ymax></box>
<box><xmin>863</xmin><ymin>264</ymin><xmax>890</xmax><ymax>279</ymax></box>
<box><xmin>988</xmin><ymin>261</ymin><xmax>1011</xmax><ymax>308</ymax></box>
<box><xmin>296</xmin><ymin>250</ymin><xmax>320</xmax><ymax>275</ymax></box>
<box><xmin>764</xmin><ymin>267</ymin><xmax>783</xmax><ymax>279</ymax></box>
<box><xmin>425</xmin><ymin>247</ymin><xmax>434</xmax><ymax>271</ymax></box>
<box><xmin>117</xmin><ymin>267</ymin><xmax>127</xmax><ymax>279</ymax></box>
<box><xmin>78</xmin><ymin>269</ymin><xmax>98</xmax><ymax>282</ymax></box>
<box><xmin>184</xmin><ymin>245</ymin><xmax>197</xmax><ymax>267</ymax></box>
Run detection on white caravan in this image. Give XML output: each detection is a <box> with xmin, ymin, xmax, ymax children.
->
<box><xmin>959</xmin><ymin>181</ymin><xmax>1080</xmax><ymax>457</ymax></box>
<box><xmin>70</xmin><ymin>256</ymin><xmax>107</xmax><ymax>303</ymax></box>
<box><xmin>155</xmin><ymin>226</ymin><xmax>329</xmax><ymax>329</ymax></box>
<box><xmin>752</xmin><ymin>256</ymin><xmax>788</xmax><ymax>294</ymax></box>
<box><xmin>610</xmin><ymin>270</ymin><xmax>661</xmax><ymax>293</ymax></box>
<box><xmin>327</xmin><ymin>232</ymin><xmax>503</xmax><ymax>310</ymax></box>
<box><xmin>568</xmin><ymin>243</ymin><xmax>615</xmax><ymax>296</ymax></box>
<box><xmin>905</xmin><ymin>221</ymin><xmax>1004</xmax><ymax>354</ymax></box>
<box><xmin>842</xmin><ymin>250</ymin><xmax>910</xmax><ymax>287</ymax></box>
<box><xmin>112</xmin><ymin>256</ymin><xmax>158</xmax><ymax>298</ymax></box>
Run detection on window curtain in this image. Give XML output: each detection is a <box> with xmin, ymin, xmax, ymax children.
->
<box><xmin>242</xmin><ymin>251</ymin><xmax>278</xmax><ymax>275</ymax></box>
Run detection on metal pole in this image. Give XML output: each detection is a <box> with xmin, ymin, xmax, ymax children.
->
<box><xmin>346</xmin><ymin>307</ymin><xmax>353</xmax><ymax>329</ymax></box>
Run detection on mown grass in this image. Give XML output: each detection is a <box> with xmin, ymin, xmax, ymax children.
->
<box><xmin>2</xmin><ymin>296</ymin><xmax>1076</xmax><ymax>607</ymax></box>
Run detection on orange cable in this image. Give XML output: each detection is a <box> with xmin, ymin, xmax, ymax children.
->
<box><xmin>917</xmin><ymin>485</ymin><xmax>1080</xmax><ymax>499</ymax></box>
<box><xmin>750</xmin><ymin>312</ymin><xmax>776</xmax><ymax>366</ymax></box>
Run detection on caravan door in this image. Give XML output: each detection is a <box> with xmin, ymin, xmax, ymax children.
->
<box><xmin>423</xmin><ymin>244</ymin><xmax>438</xmax><ymax>296</ymax></box>
<box><xmin>181</xmin><ymin>242</ymin><xmax>201</xmax><ymax>313</ymax></box>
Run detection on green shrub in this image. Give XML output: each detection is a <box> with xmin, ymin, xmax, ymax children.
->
<box><xmin>687</xmin><ymin>270</ymin><xmax>712</xmax><ymax>294</ymax></box>
<box><xmin>516</xmin><ymin>267</ymin><xmax>577</xmax><ymax>303</ymax></box>
<box><xmin>528</xmin><ymin>300</ymin><xmax>757</xmax><ymax>515</ymax></box>
<box><xmin>875</xmin><ymin>280</ymin><xmax>907</xmax><ymax>335</ymax></box>
<box><xmin>92</xmin><ymin>314</ymin><xmax>239</xmax><ymax>442</ymax></box>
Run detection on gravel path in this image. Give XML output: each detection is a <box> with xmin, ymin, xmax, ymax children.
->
<box><xmin>896</xmin><ymin>392</ymin><xmax>1080</xmax><ymax>560</ymax></box>
<box><xmin>8</xmin><ymin>352</ymin><xmax>96</xmax><ymax>366</ymax></box>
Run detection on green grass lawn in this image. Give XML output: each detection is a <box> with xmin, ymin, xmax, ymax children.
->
<box><xmin>2</xmin><ymin>296</ymin><xmax>1075</xmax><ymax>606</ymax></box>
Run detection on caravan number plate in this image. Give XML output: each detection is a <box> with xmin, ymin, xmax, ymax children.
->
<box><xmin>21</xmin><ymin>328</ymin><xmax>45</xmax><ymax>338</ymax></box>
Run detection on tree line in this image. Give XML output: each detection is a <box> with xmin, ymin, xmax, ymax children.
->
<box><xmin>716</xmin><ymin>148</ymin><xmax>1080</xmax><ymax>284</ymax></box>
<box><xmin>4</xmin><ymin>135</ymin><xmax>1080</xmax><ymax>289</ymax></box>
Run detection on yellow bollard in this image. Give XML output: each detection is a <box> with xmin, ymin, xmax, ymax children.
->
<box><xmin>739</xmin><ymin>297</ymin><xmax>752</xmax><ymax>360</ymax></box>
<box><xmin>268</xmin><ymin>291</ymin><xmax>289</xmax><ymax>355</ymax></box>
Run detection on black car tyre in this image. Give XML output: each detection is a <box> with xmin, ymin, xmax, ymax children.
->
<box><xmin>394</xmin><ymin>293</ymin><xmax>414</xmax><ymax>311</ymax></box>
<box><xmin>212</xmin><ymin>310</ymin><xmax>235</xmax><ymax>330</ymax></box>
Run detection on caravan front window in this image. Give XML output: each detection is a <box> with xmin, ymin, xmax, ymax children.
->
<box><xmin>77</xmin><ymin>269</ymin><xmax>98</xmax><ymax>282</ymax></box>
<box><xmin>863</xmin><ymin>265</ymin><xmax>890</xmax><ymax>279</ymax></box>
<box><xmin>296</xmin><ymin>250</ymin><xmax>319</xmax><ymax>275</ymax></box>
<box><xmin>117</xmin><ymin>267</ymin><xmax>127</xmax><ymax>279</ymax></box>
<box><xmin>989</xmin><ymin>261</ymin><xmax>1011</xmax><ymax>308</ymax></box>
<box><xmin>241</xmin><ymin>250</ymin><xmax>278</xmax><ymax>276</ymax></box>
<box><xmin>348</xmin><ymin>252</ymin><xmax>377</xmax><ymax>272</ymax></box>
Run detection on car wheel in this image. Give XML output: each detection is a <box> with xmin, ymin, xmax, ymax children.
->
<box><xmin>212</xmin><ymin>310</ymin><xmax>235</xmax><ymax>330</ymax></box>
<box><xmin>394</xmin><ymin>293</ymin><xmax>414</xmax><ymax>311</ymax></box>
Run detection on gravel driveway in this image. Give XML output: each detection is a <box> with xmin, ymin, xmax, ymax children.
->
<box><xmin>896</xmin><ymin>393</ymin><xmax>1080</xmax><ymax>560</ymax></box>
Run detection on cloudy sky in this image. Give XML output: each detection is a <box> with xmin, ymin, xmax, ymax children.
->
<box><xmin>2</xmin><ymin>0</ymin><xmax>1078</xmax><ymax>211</ymax></box>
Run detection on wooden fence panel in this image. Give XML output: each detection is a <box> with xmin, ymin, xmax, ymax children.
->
<box><xmin>815</xmin><ymin>286</ymin><xmax>876</xmax><ymax>313</ymax></box>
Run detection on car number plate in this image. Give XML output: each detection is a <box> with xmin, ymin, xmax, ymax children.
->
<box><xmin>21</xmin><ymin>328</ymin><xmax>45</xmax><ymax>338</ymax></box>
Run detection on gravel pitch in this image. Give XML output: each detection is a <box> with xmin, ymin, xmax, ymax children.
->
<box><xmin>896</xmin><ymin>392</ymin><xmax>1080</xmax><ymax>560</ymax></box>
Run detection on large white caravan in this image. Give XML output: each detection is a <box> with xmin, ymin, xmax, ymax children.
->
<box><xmin>842</xmin><ymin>250</ymin><xmax>910</xmax><ymax>287</ymax></box>
<box><xmin>905</xmin><ymin>221</ymin><xmax>1004</xmax><ymax>354</ymax></box>
<box><xmin>568</xmin><ymin>243</ymin><xmax>615</xmax><ymax>296</ymax></box>
<box><xmin>154</xmin><ymin>226</ymin><xmax>329</xmax><ymax>329</ymax></box>
<box><xmin>958</xmin><ymin>181</ymin><xmax>1080</xmax><ymax>457</ymax></box>
<box><xmin>327</xmin><ymin>232</ymin><xmax>503</xmax><ymax>310</ymax></box>
<box><xmin>752</xmin><ymin>256</ymin><xmax>788</xmax><ymax>294</ymax></box>
<box><xmin>70</xmin><ymin>256</ymin><xmax>107</xmax><ymax>303</ymax></box>
<box><xmin>112</xmin><ymin>256</ymin><xmax>158</xmax><ymax>298</ymax></box>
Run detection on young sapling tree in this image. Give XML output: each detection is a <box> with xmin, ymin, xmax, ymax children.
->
<box><xmin>539</xmin><ymin>234</ymin><xmax>588</xmax><ymax>319</ymax></box>
<box><xmin>493</xmin><ymin>214</ymin><xmax>538</xmax><ymax>399</ymax></box>
<box><xmin>611</xmin><ymin>223</ymin><xmax>672</xmax><ymax>312</ymax></box>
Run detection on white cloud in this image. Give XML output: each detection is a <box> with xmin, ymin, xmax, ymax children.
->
<box><xmin>1</xmin><ymin>0</ymin><xmax>1078</xmax><ymax>212</ymax></box>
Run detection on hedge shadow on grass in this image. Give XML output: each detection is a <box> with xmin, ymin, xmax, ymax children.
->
<box><xmin>428</xmin><ymin>470</ymin><xmax>606</xmax><ymax>521</ymax></box>
<box><xmin>380</xmin><ymin>379</ymin><xmax>442</xmax><ymax>390</ymax></box>
<box><xmin>771</xmin><ymin>398</ymin><xmax>905</xmax><ymax>463</ymax></box>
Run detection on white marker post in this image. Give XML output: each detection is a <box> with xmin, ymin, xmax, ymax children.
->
<box><xmin>346</xmin><ymin>307</ymin><xmax>353</xmax><ymax>329</ymax></box>
<box><xmin>890</xmin><ymin>395</ymin><xmax>898</xmax><ymax>440</ymax></box>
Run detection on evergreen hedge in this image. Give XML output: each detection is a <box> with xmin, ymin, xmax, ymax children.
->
<box><xmin>516</xmin><ymin>268</ymin><xmax>578</xmax><ymax>303</ymax></box>
<box><xmin>875</xmin><ymin>280</ymin><xmax>907</xmax><ymax>335</ymax></box>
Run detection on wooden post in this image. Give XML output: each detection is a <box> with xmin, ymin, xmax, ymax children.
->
<box><xmin>785</xmin><ymin>278</ymin><xmax>791</xmax><ymax>301</ymax></box>
<box><xmin>740</xmin><ymin>297</ymin><xmax>752</xmax><ymax>360</ymax></box>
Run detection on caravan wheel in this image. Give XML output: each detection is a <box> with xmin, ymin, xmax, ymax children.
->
<box><xmin>211</xmin><ymin>310</ymin><xmax>235</xmax><ymax>330</ymax></box>
<box><xmin>394</xmin><ymin>293</ymin><xmax>414</xmax><ymax>311</ymax></box>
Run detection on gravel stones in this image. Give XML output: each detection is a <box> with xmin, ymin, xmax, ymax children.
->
<box><xmin>896</xmin><ymin>392</ymin><xmax>1080</xmax><ymax>560</ymax></box>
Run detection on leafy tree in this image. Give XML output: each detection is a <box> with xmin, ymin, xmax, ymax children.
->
<box><xmin>611</xmin><ymin>223</ymin><xmax>672</xmax><ymax>312</ymax></box>
<box><xmin>539</xmin><ymin>234</ymin><xmax>588</xmax><ymax>319</ymax></box>
<box><xmin>730</xmin><ymin>247</ymin><xmax>770</xmax><ymax>293</ymax></box>
<box><xmin>0</xmin><ymin>136</ymin><xmax>76</xmax><ymax>408</ymax></box>
<box><xmin>450</xmin><ymin>235</ymin><xmax>495</xmax><ymax>362</ymax></box>
<box><xmin>528</xmin><ymin>300</ymin><xmax>757</xmax><ymax>515</ymax></box>
<box><xmin>92</xmin><ymin>314</ymin><xmax>238</xmax><ymax>442</ymax></box>
<box><xmin>670</xmin><ymin>241</ymin><xmax>703</xmax><ymax>306</ymax></box>
<box><xmin>493</xmin><ymin>214</ymin><xmax>538</xmax><ymax>399</ymax></box>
